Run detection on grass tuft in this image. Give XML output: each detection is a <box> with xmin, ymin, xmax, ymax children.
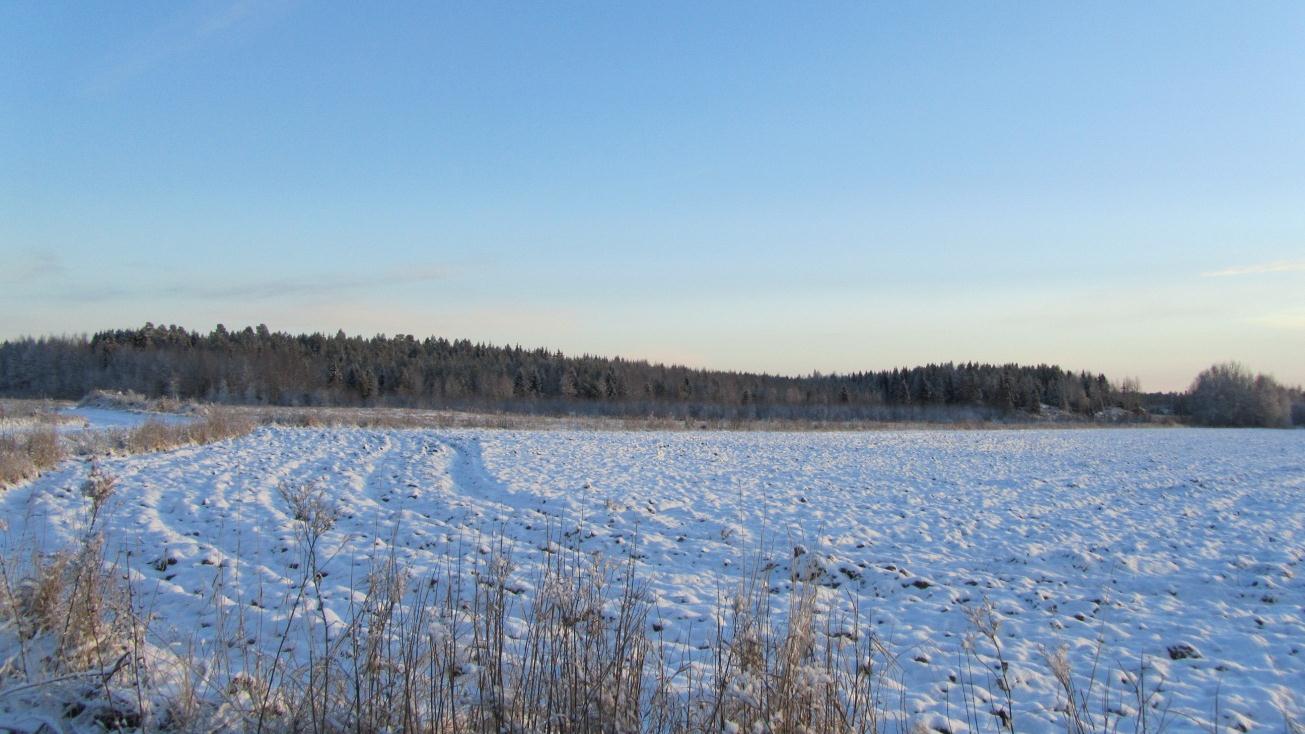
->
<box><xmin>0</xmin><ymin>428</ymin><xmax>64</xmax><ymax>487</ymax></box>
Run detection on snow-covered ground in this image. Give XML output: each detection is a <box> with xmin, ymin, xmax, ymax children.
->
<box><xmin>0</xmin><ymin>407</ymin><xmax>194</xmax><ymax>436</ymax></box>
<box><xmin>56</xmin><ymin>406</ymin><xmax>195</xmax><ymax>432</ymax></box>
<box><xmin>2</xmin><ymin>426</ymin><xmax>1302</xmax><ymax>730</ymax></box>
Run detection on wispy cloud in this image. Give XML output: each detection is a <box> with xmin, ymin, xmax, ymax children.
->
<box><xmin>0</xmin><ymin>250</ymin><xmax>67</xmax><ymax>285</ymax></box>
<box><xmin>79</xmin><ymin>0</ymin><xmax>294</xmax><ymax>96</ymax></box>
<box><xmin>1202</xmin><ymin>260</ymin><xmax>1305</xmax><ymax>278</ymax></box>
<box><xmin>63</xmin><ymin>264</ymin><xmax>450</xmax><ymax>303</ymax></box>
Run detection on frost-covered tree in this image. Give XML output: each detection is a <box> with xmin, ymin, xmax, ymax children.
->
<box><xmin>1186</xmin><ymin>362</ymin><xmax>1292</xmax><ymax>427</ymax></box>
<box><xmin>0</xmin><ymin>324</ymin><xmax>1147</xmax><ymax>421</ymax></box>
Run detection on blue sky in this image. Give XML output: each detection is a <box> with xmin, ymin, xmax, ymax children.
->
<box><xmin>2</xmin><ymin>2</ymin><xmax>1302</xmax><ymax>390</ymax></box>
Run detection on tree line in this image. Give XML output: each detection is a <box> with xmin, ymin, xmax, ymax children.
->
<box><xmin>1177</xmin><ymin>362</ymin><xmax>1303</xmax><ymax>428</ymax></box>
<box><xmin>0</xmin><ymin>323</ymin><xmax>1144</xmax><ymax>422</ymax></box>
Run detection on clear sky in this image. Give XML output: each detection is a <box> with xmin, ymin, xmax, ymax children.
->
<box><xmin>3</xmin><ymin>2</ymin><xmax>1303</xmax><ymax>391</ymax></box>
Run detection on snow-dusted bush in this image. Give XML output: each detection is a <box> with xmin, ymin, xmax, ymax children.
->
<box><xmin>122</xmin><ymin>412</ymin><xmax>254</xmax><ymax>455</ymax></box>
<box><xmin>1186</xmin><ymin>362</ymin><xmax>1295</xmax><ymax>427</ymax></box>
<box><xmin>78</xmin><ymin>389</ymin><xmax>198</xmax><ymax>415</ymax></box>
<box><xmin>0</xmin><ymin>469</ymin><xmax>139</xmax><ymax>731</ymax></box>
<box><xmin>0</xmin><ymin>428</ymin><xmax>63</xmax><ymax>487</ymax></box>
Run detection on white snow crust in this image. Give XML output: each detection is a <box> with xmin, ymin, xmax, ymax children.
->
<box><xmin>1</xmin><ymin>426</ymin><xmax>1301</xmax><ymax>730</ymax></box>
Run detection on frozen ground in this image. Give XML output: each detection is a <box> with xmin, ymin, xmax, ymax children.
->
<box><xmin>56</xmin><ymin>406</ymin><xmax>195</xmax><ymax>432</ymax></box>
<box><xmin>2</xmin><ymin>426</ymin><xmax>1302</xmax><ymax>730</ymax></box>
<box><xmin>0</xmin><ymin>407</ymin><xmax>193</xmax><ymax>436</ymax></box>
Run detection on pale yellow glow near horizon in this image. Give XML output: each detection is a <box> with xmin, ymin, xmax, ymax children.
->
<box><xmin>5</xmin><ymin>270</ymin><xmax>1301</xmax><ymax>393</ymax></box>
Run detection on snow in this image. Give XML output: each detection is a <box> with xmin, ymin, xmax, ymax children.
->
<box><xmin>1</xmin><ymin>407</ymin><xmax>195</xmax><ymax>436</ymax></box>
<box><xmin>55</xmin><ymin>406</ymin><xmax>195</xmax><ymax>432</ymax></box>
<box><xmin>2</xmin><ymin>426</ymin><xmax>1302</xmax><ymax>730</ymax></box>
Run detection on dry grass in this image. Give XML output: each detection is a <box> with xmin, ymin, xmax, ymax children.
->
<box><xmin>56</xmin><ymin>410</ymin><xmax>259</xmax><ymax>459</ymax></box>
<box><xmin>0</xmin><ymin>468</ymin><xmax>143</xmax><ymax>731</ymax></box>
<box><xmin>2</xmin><ymin>411</ymin><xmax>254</xmax><ymax>489</ymax></box>
<box><xmin>1</xmin><ymin>397</ymin><xmax>253</xmax><ymax>490</ymax></box>
<box><xmin>0</xmin><ymin>440</ymin><xmax>37</xmax><ymax>487</ymax></box>
<box><xmin>7</xmin><ymin>538</ymin><xmax>128</xmax><ymax>673</ymax></box>
<box><xmin>0</xmin><ymin>513</ymin><xmax>1237</xmax><ymax>733</ymax></box>
<box><xmin>0</xmin><ymin>399</ymin><xmax>68</xmax><ymax>420</ymax></box>
<box><xmin>0</xmin><ymin>428</ymin><xmax>65</xmax><ymax>487</ymax></box>
<box><xmin>233</xmin><ymin>404</ymin><xmax>1169</xmax><ymax>434</ymax></box>
<box><xmin>77</xmin><ymin>390</ymin><xmax>198</xmax><ymax>416</ymax></box>
<box><xmin>0</xmin><ymin>416</ymin><xmax>1255</xmax><ymax>732</ymax></box>
<box><xmin>119</xmin><ymin>411</ymin><xmax>254</xmax><ymax>455</ymax></box>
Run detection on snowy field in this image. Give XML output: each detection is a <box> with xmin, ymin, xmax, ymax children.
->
<box><xmin>55</xmin><ymin>406</ymin><xmax>195</xmax><ymax>432</ymax></box>
<box><xmin>0</xmin><ymin>407</ymin><xmax>193</xmax><ymax>436</ymax></box>
<box><xmin>2</xmin><ymin>425</ymin><xmax>1302</xmax><ymax>730</ymax></box>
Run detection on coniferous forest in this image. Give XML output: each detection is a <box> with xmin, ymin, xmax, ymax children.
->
<box><xmin>0</xmin><ymin>323</ymin><xmax>1148</xmax><ymax>422</ymax></box>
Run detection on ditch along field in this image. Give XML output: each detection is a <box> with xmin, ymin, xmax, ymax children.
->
<box><xmin>1</xmin><ymin>424</ymin><xmax>1302</xmax><ymax>732</ymax></box>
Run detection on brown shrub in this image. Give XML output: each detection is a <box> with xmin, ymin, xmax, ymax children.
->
<box><xmin>5</xmin><ymin>534</ymin><xmax>129</xmax><ymax>674</ymax></box>
<box><xmin>25</xmin><ymin>428</ymin><xmax>64</xmax><ymax>469</ymax></box>
<box><xmin>188</xmin><ymin>410</ymin><xmax>254</xmax><ymax>444</ymax></box>
<box><xmin>124</xmin><ymin>411</ymin><xmax>255</xmax><ymax>456</ymax></box>
<box><xmin>125</xmin><ymin>420</ymin><xmax>175</xmax><ymax>454</ymax></box>
<box><xmin>0</xmin><ymin>438</ymin><xmax>38</xmax><ymax>486</ymax></box>
<box><xmin>0</xmin><ymin>429</ymin><xmax>65</xmax><ymax>487</ymax></box>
